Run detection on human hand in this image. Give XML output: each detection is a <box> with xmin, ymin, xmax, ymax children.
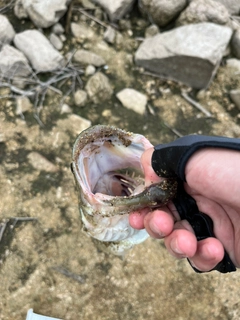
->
<box><xmin>129</xmin><ymin>147</ymin><xmax>240</xmax><ymax>271</ymax></box>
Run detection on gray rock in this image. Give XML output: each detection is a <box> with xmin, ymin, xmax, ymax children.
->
<box><xmin>104</xmin><ymin>26</ymin><xmax>116</xmax><ymax>44</ymax></box>
<box><xmin>85</xmin><ymin>65</ymin><xmax>96</xmax><ymax>76</ymax></box>
<box><xmin>74</xmin><ymin>90</ymin><xmax>88</xmax><ymax>107</ymax></box>
<box><xmin>92</xmin><ymin>0</ymin><xmax>135</xmax><ymax>21</ymax></box>
<box><xmin>21</xmin><ymin>0</ymin><xmax>71</xmax><ymax>28</ymax></box>
<box><xmin>14</xmin><ymin>30</ymin><xmax>65</xmax><ymax>72</ymax></box>
<box><xmin>177</xmin><ymin>0</ymin><xmax>230</xmax><ymax>26</ymax></box>
<box><xmin>231</xmin><ymin>28</ymin><xmax>240</xmax><ymax>59</ymax></box>
<box><xmin>73</xmin><ymin>49</ymin><xmax>106</xmax><ymax>67</ymax></box>
<box><xmin>144</xmin><ymin>24</ymin><xmax>160</xmax><ymax>38</ymax></box>
<box><xmin>0</xmin><ymin>15</ymin><xmax>15</xmax><ymax>49</ymax></box>
<box><xmin>0</xmin><ymin>45</ymin><xmax>31</xmax><ymax>78</ymax></box>
<box><xmin>116</xmin><ymin>88</ymin><xmax>147</xmax><ymax>114</ymax></box>
<box><xmin>71</xmin><ymin>22</ymin><xmax>94</xmax><ymax>39</ymax></box>
<box><xmin>139</xmin><ymin>0</ymin><xmax>187</xmax><ymax>27</ymax></box>
<box><xmin>52</xmin><ymin>23</ymin><xmax>65</xmax><ymax>35</ymax></box>
<box><xmin>49</xmin><ymin>33</ymin><xmax>63</xmax><ymax>50</ymax></box>
<box><xmin>15</xmin><ymin>96</ymin><xmax>32</xmax><ymax>115</ymax></box>
<box><xmin>14</xmin><ymin>0</ymin><xmax>28</xmax><ymax>19</ymax></box>
<box><xmin>212</xmin><ymin>0</ymin><xmax>240</xmax><ymax>15</ymax></box>
<box><xmin>85</xmin><ymin>72</ymin><xmax>113</xmax><ymax>103</ymax></box>
<box><xmin>135</xmin><ymin>23</ymin><xmax>232</xmax><ymax>89</ymax></box>
<box><xmin>230</xmin><ymin>89</ymin><xmax>240</xmax><ymax>110</ymax></box>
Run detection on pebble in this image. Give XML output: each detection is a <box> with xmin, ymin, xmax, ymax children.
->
<box><xmin>15</xmin><ymin>96</ymin><xmax>32</xmax><ymax>115</ymax></box>
<box><xmin>73</xmin><ymin>49</ymin><xmax>106</xmax><ymax>67</ymax></box>
<box><xmin>144</xmin><ymin>24</ymin><xmax>160</xmax><ymax>38</ymax></box>
<box><xmin>49</xmin><ymin>33</ymin><xmax>63</xmax><ymax>50</ymax></box>
<box><xmin>74</xmin><ymin>90</ymin><xmax>88</xmax><ymax>107</ymax></box>
<box><xmin>104</xmin><ymin>26</ymin><xmax>116</xmax><ymax>44</ymax></box>
<box><xmin>85</xmin><ymin>72</ymin><xmax>113</xmax><ymax>104</ymax></box>
<box><xmin>230</xmin><ymin>89</ymin><xmax>240</xmax><ymax>110</ymax></box>
<box><xmin>71</xmin><ymin>22</ymin><xmax>94</xmax><ymax>39</ymax></box>
<box><xmin>85</xmin><ymin>65</ymin><xmax>96</xmax><ymax>76</ymax></box>
<box><xmin>231</xmin><ymin>28</ymin><xmax>240</xmax><ymax>59</ymax></box>
<box><xmin>116</xmin><ymin>88</ymin><xmax>147</xmax><ymax>115</ymax></box>
<box><xmin>52</xmin><ymin>23</ymin><xmax>64</xmax><ymax>35</ymax></box>
<box><xmin>56</xmin><ymin>114</ymin><xmax>91</xmax><ymax>135</ymax></box>
<box><xmin>27</xmin><ymin>152</ymin><xmax>58</xmax><ymax>172</ymax></box>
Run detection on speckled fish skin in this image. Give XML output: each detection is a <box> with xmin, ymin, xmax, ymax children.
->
<box><xmin>71</xmin><ymin>125</ymin><xmax>177</xmax><ymax>255</ymax></box>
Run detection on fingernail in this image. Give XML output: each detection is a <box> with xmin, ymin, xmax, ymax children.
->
<box><xmin>170</xmin><ymin>239</ymin><xmax>185</xmax><ymax>256</ymax></box>
<box><xmin>149</xmin><ymin>220</ymin><xmax>165</xmax><ymax>237</ymax></box>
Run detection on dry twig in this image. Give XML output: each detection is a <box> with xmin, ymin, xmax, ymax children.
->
<box><xmin>164</xmin><ymin>122</ymin><xmax>183</xmax><ymax>138</ymax></box>
<box><xmin>52</xmin><ymin>266</ymin><xmax>86</xmax><ymax>284</ymax></box>
<box><xmin>181</xmin><ymin>92</ymin><xmax>213</xmax><ymax>117</ymax></box>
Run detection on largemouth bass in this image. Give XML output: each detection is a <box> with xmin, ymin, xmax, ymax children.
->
<box><xmin>71</xmin><ymin>125</ymin><xmax>177</xmax><ymax>255</ymax></box>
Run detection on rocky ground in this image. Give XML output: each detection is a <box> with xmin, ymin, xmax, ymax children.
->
<box><xmin>1</xmin><ymin>1</ymin><xmax>240</xmax><ymax>320</ymax></box>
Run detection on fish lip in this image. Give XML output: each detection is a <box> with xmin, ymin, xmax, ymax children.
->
<box><xmin>72</xmin><ymin>125</ymin><xmax>153</xmax><ymax>211</ymax></box>
<box><xmin>72</xmin><ymin>125</ymin><xmax>133</xmax><ymax>163</ymax></box>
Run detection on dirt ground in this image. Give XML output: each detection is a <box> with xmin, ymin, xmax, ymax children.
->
<box><xmin>1</xmin><ymin>2</ymin><xmax>240</xmax><ymax>320</ymax></box>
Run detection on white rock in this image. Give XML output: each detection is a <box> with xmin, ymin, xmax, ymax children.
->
<box><xmin>226</xmin><ymin>58</ymin><xmax>240</xmax><ymax>73</ymax></box>
<box><xmin>0</xmin><ymin>14</ymin><xmax>15</xmax><ymax>49</ymax></box>
<box><xmin>14</xmin><ymin>30</ymin><xmax>65</xmax><ymax>72</ymax></box>
<box><xmin>135</xmin><ymin>23</ymin><xmax>232</xmax><ymax>89</ymax></box>
<box><xmin>85</xmin><ymin>65</ymin><xmax>96</xmax><ymax>76</ymax></box>
<box><xmin>60</xmin><ymin>103</ymin><xmax>72</xmax><ymax>114</ymax></box>
<box><xmin>92</xmin><ymin>0</ymin><xmax>136</xmax><ymax>21</ymax></box>
<box><xmin>15</xmin><ymin>96</ymin><xmax>32</xmax><ymax>115</ymax></box>
<box><xmin>74</xmin><ymin>90</ymin><xmax>88</xmax><ymax>107</ymax></box>
<box><xmin>21</xmin><ymin>0</ymin><xmax>71</xmax><ymax>28</ymax></box>
<box><xmin>116</xmin><ymin>88</ymin><xmax>147</xmax><ymax>115</ymax></box>
<box><xmin>71</xmin><ymin>22</ymin><xmax>94</xmax><ymax>39</ymax></box>
<box><xmin>56</xmin><ymin>114</ymin><xmax>91</xmax><ymax>135</ymax></box>
<box><xmin>27</xmin><ymin>152</ymin><xmax>58</xmax><ymax>172</ymax></box>
<box><xmin>73</xmin><ymin>49</ymin><xmax>106</xmax><ymax>67</ymax></box>
<box><xmin>230</xmin><ymin>89</ymin><xmax>240</xmax><ymax>110</ymax></box>
<box><xmin>0</xmin><ymin>44</ymin><xmax>31</xmax><ymax>78</ymax></box>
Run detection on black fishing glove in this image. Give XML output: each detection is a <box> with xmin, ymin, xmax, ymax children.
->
<box><xmin>152</xmin><ymin>135</ymin><xmax>240</xmax><ymax>273</ymax></box>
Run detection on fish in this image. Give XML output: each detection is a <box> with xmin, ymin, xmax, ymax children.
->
<box><xmin>71</xmin><ymin>125</ymin><xmax>177</xmax><ymax>255</ymax></box>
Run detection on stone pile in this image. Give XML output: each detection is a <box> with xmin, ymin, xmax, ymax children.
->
<box><xmin>0</xmin><ymin>0</ymin><xmax>240</xmax><ymax>115</ymax></box>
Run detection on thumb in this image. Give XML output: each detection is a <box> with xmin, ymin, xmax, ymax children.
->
<box><xmin>141</xmin><ymin>148</ymin><xmax>161</xmax><ymax>186</ymax></box>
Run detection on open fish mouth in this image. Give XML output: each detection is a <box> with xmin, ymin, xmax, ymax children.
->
<box><xmin>71</xmin><ymin>125</ymin><xmax>177</xmax><ymax>255</ymax></box>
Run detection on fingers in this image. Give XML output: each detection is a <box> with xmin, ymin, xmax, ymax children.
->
<box><xmin>129</xmin><ymin>208</ymin><xmax>225</xmax><ymax>272</ymax></box>
<box><xmin>164</xmin><ymin>222</ymin><xmax>224</xmax><ymax>271</ymax></box>
<box><xmin>129</xmin><ymin>206</ymin><xmax>175</xmax><ymax>238</ymax></box>
<box><xmin>188</xmin><ymin>238</ymin><xmax>225</xmax><ymax>272</ymax></box>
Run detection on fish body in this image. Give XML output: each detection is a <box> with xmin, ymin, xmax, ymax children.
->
<box><xmin>71</xmin><ymin>125</ymin><xmax>177</xmax><ymax>255</ymax></box>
